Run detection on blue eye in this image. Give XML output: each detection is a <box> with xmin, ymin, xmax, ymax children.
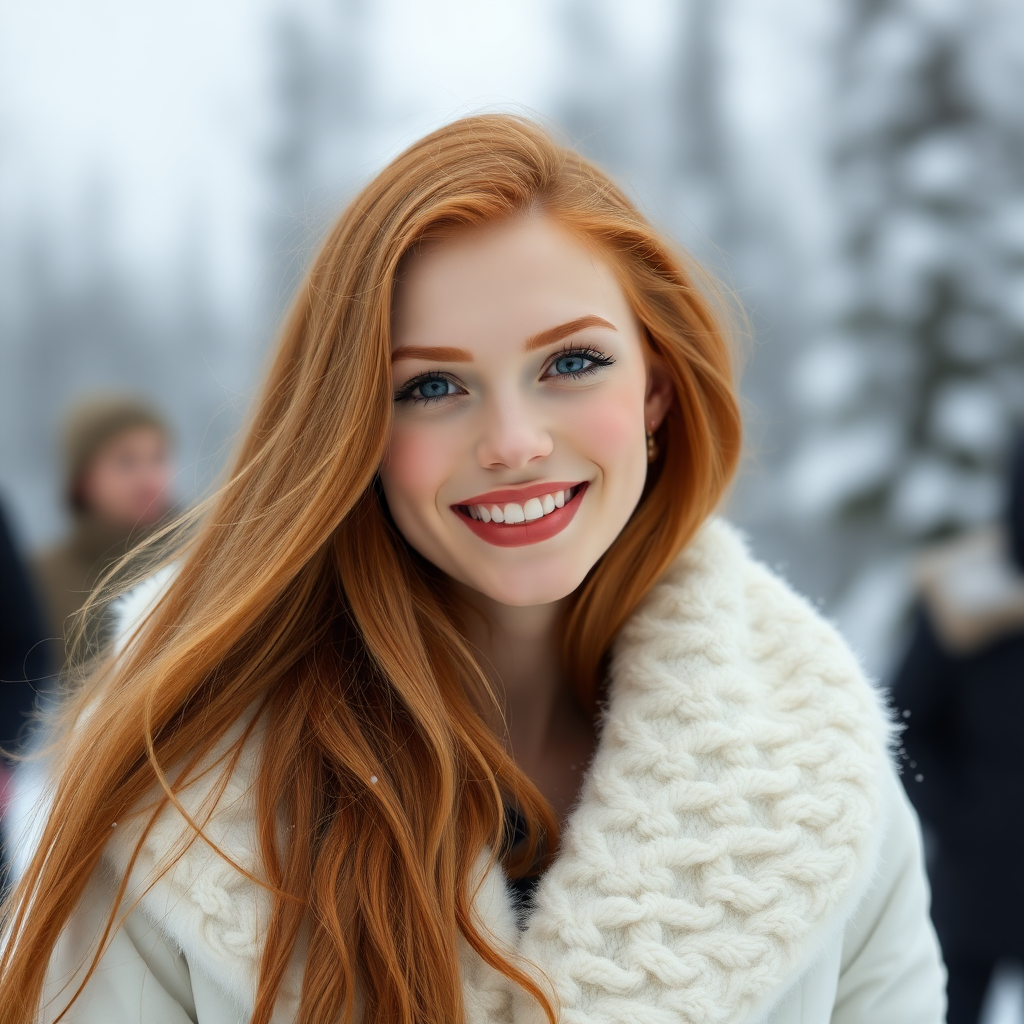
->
<box><xmin>544</xmin><ymin>347</ymin><xmax>614</xmax><ymax>380</ymax></box>
<box><xmin>394</xmin><ymin>373</ymin><xmax>462</xmax><ymax>404</ymax></box>
<box><xmin>553</xmin><ymin>354</ymin><xmax>590</xmax><ymax>375</ymax></box>
<box><xmin>418</xmin><ymin>378</ymin><xmax>454</xmax><ymax>399</ymax></box>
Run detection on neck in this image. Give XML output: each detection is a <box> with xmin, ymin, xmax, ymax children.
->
<box><xmin>456</xmin><ymin>588</ymin><xmax>568</xmax><ymax>768</ymax></box>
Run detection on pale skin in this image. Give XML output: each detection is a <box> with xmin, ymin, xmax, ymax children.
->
<box><xmin>380</xmin><ymin>213</ymin><xmax>673</xmax><ymax>822</ymax></box>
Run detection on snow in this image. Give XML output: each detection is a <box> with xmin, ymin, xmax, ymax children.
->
<box><xmin>843</xmin><ymin>12</ymin><xmax>929</xmax><ymax>139</ymax></box>
<box><xmin>889</xmin><ymin>457</ymin><xmax>960</xmax><ymax>533</ymax></box>
<box><xmin>789</xmin><ymin>0</ymin><xmax>1024</xmax><ymax>569</ymax></box>
<box><xmin>900</xmin><ymin>131</ymin><xmax>973</xmax><ymax>200</ymax></box>
<box><xmin>990</xmin><ymin>201</ymin><xmax>1024</xmax><ymax>255</ymax></box>
<box><xmin>0</xmin><ymin>0</ymin><xmax>277</xmax><ymax>310</ymax></box>
<box><xmin>872</xmin><ymin>211</ymin><xmax>954</xmax><ymax>320</ymax></box>
<box><xmin>998</xmin><ymin>276</ymin><xmax>1024</xmax><ymax>330</ymax></box>
<box><xmin>789</xmin><ymin>336</ymin><xmax>869</xmax><ymax>414</ymax></box>
<box><xmin>366</xmin><ymin>0</ymin><xmax>561</xmax><ymax>135</ymax></box>
<box><xmin>890</xmin><ymin>457</ymin><xmax>1002</xmax><ymax>533</ymax></box>
<box><xmin>930</xmin><ymin>380</ymin><xmax>1007</xmax><ymax>455</ymax></box>
<box><xmin>941</xmin><ymin>312</ymin><xmax>1001</xmax><ymax>363</ymax></box>
<box><xmin>963</xmin><ymin>0</ymin><xmax>1024</xmax><ymax>119</ymax></box>
<box><xmin>903</xmin><ymin>0</ymin><xmax>971</xmax><ymax>33</ymax></box>
<box><xmin>830</xmin><ymin>555</ymin><xmax>912</xmax><ymax>681</ymax></box>
<box><xmin>785</xmin><ymin>420</ymin><xmax>901</xmax><ymax>518</ymax></box>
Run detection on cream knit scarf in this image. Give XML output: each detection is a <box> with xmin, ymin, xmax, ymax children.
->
<box><xmin>105</xmin><ymin>519</ymin><xmax>894</xmax><ymax>1023</ymax></box>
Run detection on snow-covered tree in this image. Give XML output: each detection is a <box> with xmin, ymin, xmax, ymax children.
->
<box><xmin>263</xmin><ymin>0</ymin><xmax>372</xmax><ymax>319</ymax></box>
<box><xmin>554</xmin><ymin>0</ymin><xmax>736</xmax><ymax>265</ymax></box>
<box><xmin>0</xmin><ymin>197</ymin><xmax>230</xmax><ymax>543</ymax></box>
<box><xmin>787</xmin><ymin>0</ymin><xmax>1024</xmax><ymax>542</ymax></box>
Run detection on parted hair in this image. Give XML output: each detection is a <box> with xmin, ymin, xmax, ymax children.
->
<box><xmin>0</xmin><ymin>114</ymin><xmax>742</xmax><ymax>1024</ymax></box>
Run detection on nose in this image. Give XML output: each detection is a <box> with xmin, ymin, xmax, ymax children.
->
<box><xmin>475</xmin><ymin>395</ymin><xmax>553</xmax><ymax>470</ymax></box>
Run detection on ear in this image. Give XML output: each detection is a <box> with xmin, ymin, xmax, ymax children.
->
<box><xmin>644</xmin><ymin>356</ymin><xmax>674</xmax><ymax>432</ymax></box>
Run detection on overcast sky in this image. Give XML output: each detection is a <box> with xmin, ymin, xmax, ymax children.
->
<box><xmin>0</xmin><ymin>0</ymin><xmax>836</xmax><ymax>316</ymax></box>
<box><xmin>0</xmin><ymin>0</ymin><xmax>587</xmax><ymax>307</ymax></box>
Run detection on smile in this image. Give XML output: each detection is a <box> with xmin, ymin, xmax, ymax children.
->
<box><xmin>452</xmin><ymin>482</ymin><xmax>588</xmax><ymax>547</ymax></box>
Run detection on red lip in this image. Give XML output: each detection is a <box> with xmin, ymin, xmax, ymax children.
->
<box><xmin>454</xmin><ymin>483</ymin><xmax>588</xmax><ymax>548</ymax></box>
<box><xmin>454</xmin><ymin>480</ymin><xmax>583</xmax><ymax>507</ymax></box>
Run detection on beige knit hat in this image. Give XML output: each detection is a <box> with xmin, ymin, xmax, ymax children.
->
<box><xmin>61</xmin><ymin>394</ymin><xmax>171</xmax><ymax>510</ymax></box>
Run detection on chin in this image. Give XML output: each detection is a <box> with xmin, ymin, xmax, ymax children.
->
<box><xmin>461</xmin><ymin>561</ymin><xmax>590</xmax><ymax>608</ymax></box>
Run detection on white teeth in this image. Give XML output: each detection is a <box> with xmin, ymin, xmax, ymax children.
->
<box><xmin>465</xmin><ymin>487</ymin><xmax>580</xmax><ymax>525</ymax></box>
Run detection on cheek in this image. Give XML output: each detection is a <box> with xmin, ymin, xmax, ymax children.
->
<box><xmin>568</xmin><ymin>385</ymin><xmax>644</xmax><ymax>468</ymax></box>
<box><xmin>85</xmin><ymin>463</ymin><xmax>117</xmax><ymax>498</ymax></box>
<box><xmin>382</xmin><ymin>422</ymin><xmax>459</xmax><ymax>509</ymax></box>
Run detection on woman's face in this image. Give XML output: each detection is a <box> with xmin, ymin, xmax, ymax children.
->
<box><xmin>380</xmin><ymin>213</ymin><xmax>673</xmax><ymax>607</ymax></box>
<box><xmin>79</xmin><ymin>426</ymin><xmax>173</xmax><ymax>528</ymax></box>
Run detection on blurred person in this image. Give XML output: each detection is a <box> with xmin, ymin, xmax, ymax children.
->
<box><xmin>0</xmin><ymin>499</ymin><xmax>49</xmax><ymax>742</ymax></box>
<box><xmin>891</xmin><ymin>427</ymin><xmax>1024</xmax><ymax>1024</ymax></box>
<box><xmin>32</xmin><ymin>395</ymin><xmax>173</xmax><ymax>673</ymax></box>
<box><xmin>0</xmin><ymin>499</ymin><xmax>50</xmax><ymax>888</ymax></box>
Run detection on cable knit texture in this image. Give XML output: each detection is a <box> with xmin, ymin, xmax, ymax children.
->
<box><xmin>513</xmin><ymin>518</ymin><xmax>894</xmax><ymax>1023</ymax></box>
<box><xmin>101</xmin><ymin>518</ymin><xmax>895</xmax><ymax>1023</ymax></box>
<box><xmin>103</xmin><ymin>714</ymin><xmax>292</xmax><ymax>1018</ymax></box>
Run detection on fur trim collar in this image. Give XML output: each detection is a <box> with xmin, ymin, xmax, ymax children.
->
<box><xmin>916</xmin><ymin>525</ymin><xmax>1024</xmax><ymax>652</ymax></box>
<box><xmin>104</xmin><ymin>519</ymin><xmax>893</xmax><ymax>1022</ymax></box>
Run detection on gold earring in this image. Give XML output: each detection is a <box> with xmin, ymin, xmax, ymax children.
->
<box><xmin>646</xmin><ymin>428</ymin><xmax>658</xmax><ymax>463</ymax></box>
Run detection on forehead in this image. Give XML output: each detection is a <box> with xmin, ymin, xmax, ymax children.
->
<box><xmin>391</xmin><ymin>214</ymin><xmax>635</xmax><ymax>349</ymax></box>
<box><xmin>96</xmin><ymin>425</ymin><xmax>167</xmax><ymax>456</ymax></box>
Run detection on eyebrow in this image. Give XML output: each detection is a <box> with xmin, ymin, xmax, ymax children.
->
<box><xmin>524</xmin><ymin>314</ymin><xmax>617</xmax><ymax>351</ymax></box>
<box><xmin>391</xmin><ymin>314</ymin><xmax>617</xmax><ymax>363</ymax></box>
<box><xmin>390</xmin><ymin>345</ymin><xmax>472</xmax><ymax>362</ymax></box>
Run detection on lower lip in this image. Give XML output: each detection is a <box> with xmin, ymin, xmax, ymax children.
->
<box><xmin>454</xmin><ymin>484</ymin><xmax>588</xmax><ymax>548</ymax></box>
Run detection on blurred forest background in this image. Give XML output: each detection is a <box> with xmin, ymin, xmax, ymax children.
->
<box><xmin>1</xmin><ymin>0</ymin><xmax>1023</xmax><ymax>695</ymax></box>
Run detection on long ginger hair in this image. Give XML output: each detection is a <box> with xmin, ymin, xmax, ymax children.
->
<box><xmin>0</xmin><ymin>114</ymin><xmax>742</xmax><ymax>1023</ymax></box>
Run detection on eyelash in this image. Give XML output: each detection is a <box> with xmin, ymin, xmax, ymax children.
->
<box><xmin>545</xmin><ymin>344</ymin><xmax>615</xmax><ymax>379</ymax></box>
<box><xmin>393</xmin><ymin>371</ymin><xmax>461</xmax><ymax>404</ymax></box>
<box><xmin>393</xmin><ymin>346</ymin><xmax>615</xmax><ymax>404</ymax></box>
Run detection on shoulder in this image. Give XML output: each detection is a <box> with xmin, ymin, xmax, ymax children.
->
<box><xmin>99</xmin><ymin>710</ymin><xmax>275</xmax><ymax>1014</ymax></box>
<box><xmin>829</xmin><ymin>765</ymin><xmax>946</xmax><ymax>1023</ymax></box>
<box><xmin>616</xmin><ymin>517</ymin><xmax>895</xmax><ymax>760</ymax></box>
<box><xmin>31</xmin><ymin>541</ymin><xmax>75</xmax><ymax>584</ymax></box>
<box><xmin>762</xmin><ymin>773</ymin><xmax>944</xmax><ymax>1024</ymax></box>
<box><xmin>42</xmin><ymin>870</ymin><xmax>199</xmax><ymax>1024</ymax></box>
<box><xmin>71</xmin><ymin>567</ymin><xmax>272</xmax><ymax>1012</ymax></box>
<box><xmin>109</xmin><ymin>564</ymin><xmax>177</xmax><ymax>652</ymax></box>
<box><xmin>563</xmin><ymin>517</ymin><xmax>904</xmax><ymax>1022</ymax></box>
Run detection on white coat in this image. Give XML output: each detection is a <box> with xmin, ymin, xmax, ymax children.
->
<box><xmin>39</xmin><ymin>519</ymin><xmax>946</xmax><ymax>1022</ymax></box>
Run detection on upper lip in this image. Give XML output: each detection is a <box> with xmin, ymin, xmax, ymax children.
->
<box><xmin>453</xmin><ymin>480</ymin><xmax>584</xmax><ymax>506</ymax></box>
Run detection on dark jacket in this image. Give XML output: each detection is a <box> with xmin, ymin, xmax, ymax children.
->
<box><xmin>0</xmin><ymin>501</ymin><xmax>49</xmax><ymax>754</ymax></box>
<box><xmin>891</xmin><ymin>433</ymin><xmax>1024</xmax><ymax>957</ymax></box>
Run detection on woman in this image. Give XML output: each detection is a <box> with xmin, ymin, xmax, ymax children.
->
<box><xmin>0</xmin><ymin>115</ymin><xmax>944</xmax><ymax>1023</ymax></box>
<box><xmin>32</xmin><ymin>394</ymin><xmax>174</xmax><ymax>674</ymax></box>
